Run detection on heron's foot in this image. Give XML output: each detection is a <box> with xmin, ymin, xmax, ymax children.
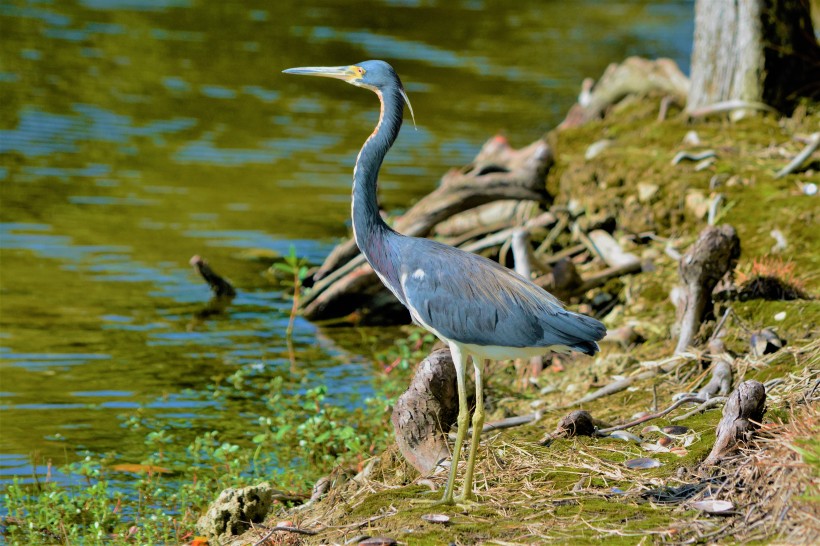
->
<box><xmin>453</xmin><ymin>493</ymin><xmax>480</xmax><ymax>509</ymax></box>
<box><xmin>410</xmin><ymin>493</ymin><xmax>479</xmax><ymax>510</ymax></box>
<box><xmin>409</xmin><ymin>493</ymin><xmax>455</xmax><ymax>507</ymax></box>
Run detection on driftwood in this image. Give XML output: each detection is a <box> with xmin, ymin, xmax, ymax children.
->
<box><xmin>702</xmin><ymin>380</ymin><xmax>766</xmax><ymax>467</ymax></box>
<box><xmin>560</xmin><ymin>57</ymin><xmax>689</xmax><ymax>129</ymax></box>
<box><xmin>300</xmin><ymin>136</ymin><xmax>554</xmax><ymax>323</ymax></box>
<box><xmin>673</xmin><ymin>225</ymin><xmax>741</xmax><ymax>354</ymax></box>
<box><xmin>391</xmin><ymin>348</ymin><xmax>458</xmax><ymax>475</ymax></box>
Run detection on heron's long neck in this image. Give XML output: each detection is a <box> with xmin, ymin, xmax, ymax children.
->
<box><xmin>352</xmin><ymin>86</ymin><xmax>404</xmax><ymax>266</ymax></box>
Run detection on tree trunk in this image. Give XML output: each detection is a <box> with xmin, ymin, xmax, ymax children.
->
<box><xmin>688</xmin><ymin>0</ymin><xmax>820</xmax><ymax>114</ymax></box>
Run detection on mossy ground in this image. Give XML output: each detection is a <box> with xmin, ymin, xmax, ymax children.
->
<box><xmin>240</xmin><ymin>99</ymin><xmax>819</xmax><ymax>545</ymax></box>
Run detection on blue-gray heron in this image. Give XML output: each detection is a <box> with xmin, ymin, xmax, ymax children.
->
<box><xmin>284</xmin><ymin>60</ymin><xmax>606</xmax><ymax>504</ymax></box>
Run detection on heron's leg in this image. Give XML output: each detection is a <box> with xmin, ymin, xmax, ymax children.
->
<box><xmin>458</xmin><ymin>357</ymin><xmax>485</xmax><ymax>502</ymax></box>
<box><xmin>440</xmin><ymin>342</ymin><xmax>469</xmax><ymax>505</ymax></box>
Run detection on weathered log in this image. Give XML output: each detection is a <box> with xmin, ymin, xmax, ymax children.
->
<box><xmin>560</xmin><ymin>57</ymin><xmax>689</xmax><ymax>129</ymax></box>
<box><xmin>673</xmin><ymin>225</ymin><xmax>741</xmax><ymax>354</ymax></box>
<box><xmin>584</xmin><ymin>230</ymin><xmax>641</xmax><ymax>269</ymax></box>
<box><xmin>434</xmin><ymin>200</ymin><xmax>543</xmax><ymax>239</ymax></box>
<box><xmin>300</xmin><ymin>137</ymin><xmax>554</xmax><ymax>322</ymax></box>
<box><xmin>702</xmin><ymin>380</ymin><xmax>766</xmax><ymax>466</ymax></box>
<box><xmin>391</xmin><ymin>348</ymin><xmax>459</xmax><ymax>475</ymax></box>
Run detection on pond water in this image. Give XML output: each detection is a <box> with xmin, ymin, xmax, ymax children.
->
<box><xmin>0</xmin><ymin>0</ymin><xmax>693</xmax><ymax>490</ymax></box>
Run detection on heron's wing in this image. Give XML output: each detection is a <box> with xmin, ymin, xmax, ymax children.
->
<box><xmin>398</xmin><ymin>240</ymin><xmax>605</xmax><ymax>350</ymax></box>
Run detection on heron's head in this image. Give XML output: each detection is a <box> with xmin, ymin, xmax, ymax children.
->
<box><xmin>283</xmin><ymin>60</ymin><xmax>414</xmax><ymax>124</ymax></box>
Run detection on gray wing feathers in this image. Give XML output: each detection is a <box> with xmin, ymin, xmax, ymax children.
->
<box><xmin>399</xmin><ymin>240</ymin><xmax>606</xmax><ymax>350</ymax></box>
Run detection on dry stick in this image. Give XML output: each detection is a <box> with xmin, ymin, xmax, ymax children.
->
<box><xmin>560</xmin><ymin>370</ymin><xmax>657</xmax><ymax>409</ymax></box>
<box><xmin>252</xmin><ymin>524</ymin><xmax>319</xmax><ymax>546</ymax></box>
<box><xmin>671</xmin><ymin>396</ymin><xmax>728</xmax><ymax>422</ymax></box>
<box><xmin>775</xmin><ymin>132</ymin><xmax>820</xmax><ymax>179</ymax></box>
<box><xmin>448</xmin><ymin>411</ymin><xmax>544</xmax><ymax>440</ymax></box>
<box><xmin>534</xmin><ymin>214</ymin><xmax>569</xmax><ymax>256</ymax></box>
<box><xmin>540</xmin><ymin>243</ymin><xmax>587</xmax><ymax>265</ymax></box>
<box><xmin>686</xmin><ymin>99</ymin><xmax>778</xmax><ymax>119</ymax></box>
<box><xmin>595</xmin><ymin>396</ymin><xmax>706</xmax><ymax>435</ymax></box>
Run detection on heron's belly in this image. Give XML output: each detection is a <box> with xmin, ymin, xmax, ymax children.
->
<box><xmin>459</xmin><ymin>342</ymin><xmax>571</xmax><ymax>361</ymax></box>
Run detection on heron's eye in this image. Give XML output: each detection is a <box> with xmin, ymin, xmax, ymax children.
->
<box><xmin>355</xmin><ymin>67</ymin><xmax>366</xmax><ymax>76</ymax></box>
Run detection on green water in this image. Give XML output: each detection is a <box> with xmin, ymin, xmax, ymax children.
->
<box><xmin>0</xmin><ymin>0</ymin><xmax>693</xmax><ymax>489</ymax></box>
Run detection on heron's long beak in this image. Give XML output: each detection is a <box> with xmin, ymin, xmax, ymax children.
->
<box><xmin>282</xmin><ymin>65</ymin><xmax>360</xmax><ymax>82</ymax></box>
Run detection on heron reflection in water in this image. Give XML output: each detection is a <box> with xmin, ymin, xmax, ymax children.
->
<box><xmin>283</xmin><ymin>61</ymin><xmax>606</xmax><ymax>504</ymax></box>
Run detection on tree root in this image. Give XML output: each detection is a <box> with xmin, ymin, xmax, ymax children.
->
<box><xmin>701</xmin><ymin>380</ymin><xmax>766</xmax><ymax>467</ymax></box>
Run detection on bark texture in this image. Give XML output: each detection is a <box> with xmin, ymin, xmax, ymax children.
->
<box><xmin>688</xmin><ymin>0</ymin><xmax>820</xmax><ymax>114</ymax></box>
<box><xmin>674</xmin><ymin>225</ymin><xmax>741</xmax><ymax>354</ymax></box>
<box><xmin>702</xmin><ymin>380</ymin><xmax>767</xmax><ymax>466</ymax></box>
<box><xmin>391</xmin><ymin>348</ymin><xmax>459</xmax><ymax>475</ymax></box>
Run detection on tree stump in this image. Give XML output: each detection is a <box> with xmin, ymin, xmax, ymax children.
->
<box><xmin>391</xmin><ymin>348</ymin><xmax>459</xmax><ymax>475</ymax></box>
<box><xmin>687</xmin><ymin>0</ymin><xmax>820</xmax><ymax>115</ymax></box>
<box><xmin>702</xmin><ymin>380</ymin><xmax>766</xmax><ymax>467</ymax></box>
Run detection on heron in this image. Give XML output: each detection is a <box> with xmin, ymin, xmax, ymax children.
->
<box><xmin>283</xmin><ymin>60</ymin><xmax>607</xmax><ymax>504</ymax></box>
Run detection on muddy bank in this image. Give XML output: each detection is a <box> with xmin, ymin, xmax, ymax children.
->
<box><xmin>207</xmin><ymin>61</ymin><xmax>819</xmax><ymax>545</ymax></box>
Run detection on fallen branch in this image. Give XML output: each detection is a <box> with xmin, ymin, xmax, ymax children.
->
<box><xmin>686</xmin><ymin>99</ymin><xmax>778</xmax><ymax>119</ymax></box>
<box><xmin>252</xmin><ymin>524</ymin><xmax>319</xmax><ymax>546</ymax></box>
<box><xmin>596</xmin><ymin>396</ymin><xmax>706</xmax><ymax>435</ymax></box>
<box><xmin>560</xmin><ymin>370</ymin><xmax>657</xmax><ymax>408</ymax></box>
<box><xmin>775</xmin><ymin>132</ymin><xmax>820</xmax><ymax>179</ymax></box>
<box><xmin>670</xmin><ymin>396</ymin><xmax>727</xmax><ymax>423</ymax></box>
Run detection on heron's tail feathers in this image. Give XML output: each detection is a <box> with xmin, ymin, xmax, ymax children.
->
<box><xmin>570</xmin><ymin>339</ymin><xmax>601</xmax><ymax>356</ymax></box>
<box><xmin>560</xmin><ymin>311</ymin><xmax>607</xmax><ymax>355</ymax></box>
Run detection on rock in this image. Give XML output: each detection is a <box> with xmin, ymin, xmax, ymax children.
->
<box><xmin>685</xmin><ymin>190</ymin><xmax>709</xmax><ymax>219</ymax></box>
<box><xmin>637</xmin><ymin>182</ymin><xmax>659</xmax><ymax>203</ymax></box>
<box><xmin>585</xmin><ymin>139</ymin><xmax>613</xmax><ymax>160</ymax></box>
<box><xmin>197</xmin><ymin>482</ymin><xmax>276</xmax><ymax>542</ymax></box>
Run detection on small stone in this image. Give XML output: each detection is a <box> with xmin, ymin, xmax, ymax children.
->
<box><xmin>774</xmin><ymin>311</ymin><xmax>786</xmax><ymax>321</ymax></box>
<box><xmin>625</xmin><ymin>457</ymin><xmax>662</xmax><ymax>469</ymax></box>
<box><xmin>682</xmin><ymin>130</ymin><xmax>701</xmax><ymax>145</ymax></box>
<box><xmin>691</xmin><ymin>499</ymin><xmax>734</xmax><ymax>514</ymax></box>
<box><xmin>637</xmin><ymin>182</ymin><xmax>659</xmax><ymax>203</ymax></box>
<box><xmin>803</xmin><ymin>182</ymin><xmax>818</xmax><ymax>196</ymax></box>
<box><xmin>585</xmin><ymin>139</ymin><xmax>613</xmax><ymax>160</ymax></box>
<box><xmin>421</xmin><ymin>513</ymin><xmax>451</xmax><ymax>524</ymax></box>
<box><xmin>685</xmin><ymin>191</ymin><xmax>709</xmax><ymax>219</ymax></box>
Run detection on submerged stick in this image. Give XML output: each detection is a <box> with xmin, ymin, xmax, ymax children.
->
<box><xmin>190</xmin><ymin>255</ymin><xmax>237</xmax><ymax>298</ymax></box>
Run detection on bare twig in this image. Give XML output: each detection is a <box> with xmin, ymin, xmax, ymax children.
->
<box><xmin>671</xmin><ymin>396</ymin><xmax>728</xmax><ymax>422</ymax></box>
<box><xmin>596</xmin><ymin>396</ymin><xmax>706</xmax><ymax>435</ymax></box>
<box><xmin>560</xmin><ymin>370</ymin><xmax>657</xmax><ymax>408</ymax></box>
<box><xmin>775</xmin><ymin>132</ymin><xmax>820</xmax><ymax>179</ymax></box>
<box><xmin>252</xmin><ymin>524</ymin><xmax>319</xmax><ymax>546</ymax></box>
